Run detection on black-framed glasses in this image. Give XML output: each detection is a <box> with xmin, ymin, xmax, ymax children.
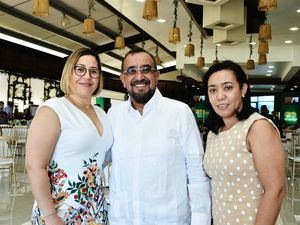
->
<box><xmin>73</xmin><ymin>66</ymin><xmax>100</xmax><ymax>78</ymax></box>
<box><xmin>122</xmin><ymin>65</ymin><xmax>157</xmax><ymax>76</ymax></box>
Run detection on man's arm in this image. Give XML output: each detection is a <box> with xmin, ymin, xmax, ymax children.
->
<box><xmin>182</xmin><ymin>105</ymin><xmax>212</xmax><ymax>225</ymax></box>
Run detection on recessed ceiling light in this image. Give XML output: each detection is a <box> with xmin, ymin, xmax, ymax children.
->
<box><xmin>285</xmin><ymin>40</ymin><xmax>293</xmax><ymax>44</ymax></box>
<box><xmin>297</xmin><ymin>9</ymin><xmax>300</xmax><ymax>13</ymax></box>
<box><xmin>267</xmin><ymin>70</ymin><xmax>273</xmax><ymax>73</ymax></box>
<box><xmin>291</xmin><ymin>88</ymin><xmax>294</xmax><ymax>90</ymax></box>
<box><xmin>290</xmin><ymin>27</ymin><xmax>299</xmax><ymax>31</ymax></box>
<box><xmin>250</xmin><ymin>85</ymin><xmax>254</xmax><ymax>88</ymax></box>
<box><xmin>216</xmin><ymin>44</ymin><xmax>222</xmax><ymax>47</ymax></box>
<box><xmin>270</xmin><ymin>88</ymin><xmax>274</xmax><ymax>91</ymax></box>
<box><xmin>294</xmin><ymin>85</ymin><xmax>298</xmax><ymax>88</ymax></box>
<box><xmin>136</xmin><ymin>0</ymin><xmax>145</xmax><ymax>2</ymax></box>
<box><xmin>203</xmin><ymin>67</ymin><xmax>209</xmax><ymax>70</ymax></box>
<box><xmin>268</xmin><ymin>66</ymin><xmax>274</xmax><ymax>69</ymax></box>
<box><xmin>157</xmin><ymin>19</ymin><xmax>166</xmax><ymax>23</ymax></box>
<box><xmin>250</xmin><ymin>42</ymin><xmax>256</xmax><ymax>45</ymax></box>
<box><xmin>192</xmin><ymin>85</ymin><xmax>195</xmax><ymax>87</ymax></box>
<box><xmin>266</xmin><ymin>74</ymin><xmax>271</xmax><ymax>77</ymax></box>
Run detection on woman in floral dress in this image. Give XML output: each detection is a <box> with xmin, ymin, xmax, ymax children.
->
<box><xmin>26</xmin><ymin>48</ymin><xmax>113</xmax><ymax>225</ymax></box>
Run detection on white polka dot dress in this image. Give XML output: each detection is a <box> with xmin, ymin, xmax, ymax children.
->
<box><xmin>204</xmin><ymin>113</ymin><xmax>275</xmax><ymax>225</ymax></box>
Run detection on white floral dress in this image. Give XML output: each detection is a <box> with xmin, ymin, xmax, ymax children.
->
<box><xmin>31</xmin><ymin>97</ymin><xmax>113</xmax><ymax>225</ymax></box>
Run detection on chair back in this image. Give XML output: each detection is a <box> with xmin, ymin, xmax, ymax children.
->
<box><xmin>0</xmin><ymin>125</ymin><xmax>13</xmax><ymax>136</ymax></box>
<box><xmin>11</xmin><ymin>126</ymin><xmax>28</xmax><ymax>142</ymax></box>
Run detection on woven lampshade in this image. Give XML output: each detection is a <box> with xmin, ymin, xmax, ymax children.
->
<box><xmin>168</xmin><ymin>27</ymin><xmax>181</xmax><ymax>44</ymax></box>
<box><xmin>83</xmin><ymin>18</ymin><xmax>95</xmax><ymax>35</ymax></box>
<box><xmin>246</xmin><ymin>59</ymin><xmax>255</xmax><ymax>70</ymax></box>
<box><xmin>184</xmin><ymin>44</ymin><xmax>194</xmax><ymax>57</ymax></box>
<box><xmin>258</xmin><ymin>54</ymin><xmax>267</xmax><ymax>64</ymax></box>
<box><xmin>155</xmin><ymin>56</ymin><xmax>161</xmax><ymax>65</ymax></box>
<box><xmin>213</xmin><ymin>59</ymin><xmax>220</xmax><ymax>64</ymax></box>
<box><xmin>258</xmin><ymin>0</ymin><xmax>277</xmax><ymax>11</ymax></box>
<box><xmin>143</xmin><ymin>0</ymin><xmax>158</xmax><ymax>21</ymax></box>
<box><xmin>258</xmin><ymin>41</ymin><xmax>269</xmax><ymax>54</ymax></box>
<box><xmin>196</xmin><ymin>56</ymin><xmax>205</xmax><ymax>68</ymax></box>
<box><xmin>33</xmin><ymin>0</ymin><xmax>49</xmax><ymax>17</ymax></box>
<box><xmin>259</xmin><ymin>24</ymin><xmax>272</xmax><ymax>41</ymax></box>
<box><xmin>115</xmin><ymin>36</ymin><xmax>125</xmax><ymax>50</ymax></box>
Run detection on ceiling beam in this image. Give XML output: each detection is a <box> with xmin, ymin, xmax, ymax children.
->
<box><xmin>0</xmin><ymin>1</ymin><xmax>128</xmax><ymax>62</ymax></box>
<box><xmin>49</xmin><ymin>0</ymin><xmax>118</xmax><ymax>39</ymax></box>
<box><xmin>0</xmin><ymin>26</ymin><xmax>72</xmax><ymax>55</ymax></box>
<box><xmin>0</xmin><ymin>1</ymin><xmax>98</xmax><ymax>48</ymax></box>
<box><xmin>105</xmin><ymin>52</ymin><xmax>124</xmax><ymax>61</ymax></box>
<box><xmin>97</xmin><ymin>0</ymin><xmax>176</xmax><ymax>58</ymax></box>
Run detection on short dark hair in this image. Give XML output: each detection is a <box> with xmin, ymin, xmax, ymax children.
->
<box><xmin>203</xmin><ymin>60</ymin><xmax>256</xmax><ymax>134</ymax></box>
<box><xmin>121</xmin><ymin>47</ymin><xmax>157</xmax><ymax>71</ymax></box>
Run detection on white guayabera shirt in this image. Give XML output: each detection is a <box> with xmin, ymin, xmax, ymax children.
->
<box><xmin>107</xmin><ymin>89</ymin><xmax>211</xmax><ymax>225</ymax></box>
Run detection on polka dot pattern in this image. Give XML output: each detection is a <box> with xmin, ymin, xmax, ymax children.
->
<box><xmin>203</xmin><ymin>113</ymin><xmax>267</xmax><ymax>225</ymax></box>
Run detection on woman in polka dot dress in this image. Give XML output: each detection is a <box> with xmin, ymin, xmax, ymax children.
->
<box><xmin>203</xmin><ymin>61</ymin><xmax>285</xmax><ymax>225</ymax></box>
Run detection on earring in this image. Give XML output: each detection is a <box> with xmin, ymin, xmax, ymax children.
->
<box><xmin>242</xmin><ymin>93</ymin><xmax>245</xmax><ymax>98</ymax></box>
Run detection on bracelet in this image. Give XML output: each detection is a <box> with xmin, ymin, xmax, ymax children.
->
<box><xmin>43</xmin><ymin>212</ymin><xmax>57</xmax><ymax>218</ymax></box>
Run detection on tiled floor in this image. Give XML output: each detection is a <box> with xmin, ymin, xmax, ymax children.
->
<box><xmin>0</xmin><ymin>156</ymin><xmax>299</xmax><ymax>225</ymax></box>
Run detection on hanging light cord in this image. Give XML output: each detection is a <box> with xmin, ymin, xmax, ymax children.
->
<box><xmin>200</xmin><ymin>35</ymin><xmax>203</xmax><ymax>56</ymax></box>
<box><xmin>155</xmin><ymin>45</ymin><xmax>159</xmax><ymax>57</ymax></box>
<box><xmin>187</xmin><ymin>18</ymin><xmax>193</xmax><ymax>42</ymax></box>
<box><xmin>88</xmin><ymin>0</ymin><xmax>96</xmax><ymax>17</ymax></box>
<box><xmin>215</xmin><ymin>45</ymin><xmax>218</xmax><ymax>60</ymax></box>
<box><xmin>118</xmin><ymin>17</ymin><xmax>123</xmax><ymax>35</ymax></box>
<box><xmin>249</xmin><ymin>35</ymin><xmax>253</xmax><ymax>59</ymax></box>
<box><xmin>173</xmin><ymin>0</ymin><xmax>178</xmax><ymax>28</ymax></box>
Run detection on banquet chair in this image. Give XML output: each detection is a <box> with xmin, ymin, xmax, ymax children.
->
<box><xmin>0</xmin><ymin>124</ymin><xmax>13</xmax><ymax>136</ymax></box>
<box><xmin>0</xmin><ymin>137</ymin><xmax>17</xmax><ymax>194</ymax></box>
<box><xmin>0</xmin><ymin>125</ymin><xmax>13</xmax><ymax>157</ymax></box>
<box><xmin>286</xmin><ymin>132</ymin><xmax>300</xmax><ymax>201</ymax></box>
<box><xmin>11</xmin><ymin>125</ymin><xmax>28</xmax><ymax>156</ymax></box>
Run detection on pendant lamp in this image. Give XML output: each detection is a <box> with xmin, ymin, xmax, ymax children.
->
<box><xmin>246</xmin><ymin>59</ymin><xmax>255</xmax><ymax>70</ymax></box>
<box><xmin>185</xmin><ymin>44</ymin><xmax>195</xmax><ymax>57</ymax></box>
<box><xmin>168</xmin><ymin>0</ymin><xmax>181</xmax><ymax>44</ymax></box>
<box><xmin>258</xmin><ymin>0</ymin><xmax>277</xmax><ymax>11</ymax></box>
<box><xmin>213</xmin><ymin>45</ymin><xmax>219</xmax><ymax>64</ymax></box>
<box><xmin>33</xmin><ymin>0</ymin><xmax>49</xmax><ymax>17</ymax></box>
<box><xmin>246</xmin><ymin>35</ymin><xmax>255</xmax><ymax>70</ymax></box>
<box><xmin>259</xmin><ymin>23</ymin><xmax>272</xmax><ymax>41</ymax></box>
<box><xmin>143</xmin><ymin>0</ymin><xmax>158</xmax><ymax>21</ymax></box>
<box><xmin>83</xmin><ymin>18</ymin><xmax>95</xmax><ymax>35</ymax></box>
<box><xmin>61</xmin><ymin>13</ymin><xmax>71</xmax><ymax>27</ymax></box>
<box><xmin>258</xmin><ymin>40</ymin><xmax>269</xmax><ymax>54</ymax></box>
<box><xmin>184</xmin><ymin>19</ymin><xmax>194</xmax><ymax>57</ymax></box>
<box><xmin>115</xmin><ymin>18</ymin><xmax>125</xmax><ymax>50</ymax></box>
<box><xmin>258</xmin><ymin>54</ymin><xmax>267</xmax><ymax>64</ymax></box>
<box><xmin>196</xmin><ymin>35</ymin><xmax>205</xmax><ymax>68</ymax></box>
<box><xmin>83</xmin><ymin>0</ymin><xmax>96</xmax><ymax>35</ymax></box>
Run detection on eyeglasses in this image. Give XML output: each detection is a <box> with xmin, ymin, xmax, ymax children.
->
<box><xmin>73</xmin><ymin>66</ymin><xmax>100</xmax><ymax>78</ymax></box>
<box><xmin>122</xmin><ymin>65</ymin><xmax>157</xmax><ymax>76</ymax></box>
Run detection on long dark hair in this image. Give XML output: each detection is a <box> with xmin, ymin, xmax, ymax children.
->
<box><xmin>203</xmin><ymin>60</ymin><xmax>256</xmax><ymax>134</ymax></box>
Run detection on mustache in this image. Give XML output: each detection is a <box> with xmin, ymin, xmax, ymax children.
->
<box><xmin>130</xmin><ymin>78</ymin><xmax>151</xmax><ymax>86</ymax></box>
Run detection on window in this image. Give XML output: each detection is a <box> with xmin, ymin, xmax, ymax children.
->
<box><xmin>251</xmin><ymin>95</ymin><xmax>275</xmax><ymax>113</ymax></box>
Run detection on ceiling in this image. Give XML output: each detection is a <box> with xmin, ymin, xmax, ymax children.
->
<box><xmin>0</xmin><ymin>0</ymin><xmax>299</xmax><ymax>93</ymax></box>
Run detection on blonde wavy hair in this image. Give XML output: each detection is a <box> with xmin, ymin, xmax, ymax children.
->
<box><xmin>60</xmin><ymin>47</ymin><xmax>103</xmax><ymax>96</ymax></box>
